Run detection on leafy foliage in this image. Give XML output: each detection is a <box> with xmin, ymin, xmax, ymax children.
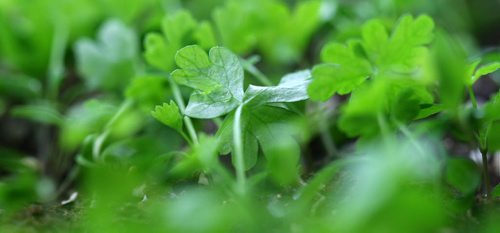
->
<box><xmin>172</xmin><ymin>45</ymin><xmax>244</xmax><ymax>118</ymax></box>
<box><xmin>144</xmin><ymin>10</ymin><xmax>216</xmax><ymax>72</ymax></box>
<box><xmin>2</xmin><ymin>1</ymin><xmax>500</xmax><ymax>233</ymax></box>
<box><xmin>151</xmin><ymin>101</ymin><xmax>183</xmax><ymax>134</ymax></box>
<box><xmin>308</xmin><ymin>14</ymin><xmax>434</xmax><ymax>101</ymax></box>
<box><xmin>75</xmin><ymin>20</ymin><xmax>138</xmax><ymax>92</ymax></box>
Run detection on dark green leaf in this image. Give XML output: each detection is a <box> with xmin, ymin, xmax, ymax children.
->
<box><xmin>10</xmin><ymin>103</ymin><xmax>62</xmax><ymax>125</ymax></box>
<box><xmin>217</xmin><ymin>105</ymin><xmax>300</xmax><ymax>174</ymax></box>
<box><xmin>445</xmin><ymin>158</ymin><xmax>481</xmax><ymax>195</ymax></box>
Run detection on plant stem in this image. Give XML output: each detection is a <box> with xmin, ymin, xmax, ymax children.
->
<box><xmin>169</xmin><ymin>78</ymin><xmax>199</xmax><ymax>144</ymax></box>
<box><xmin>179</xmin><ymin>131</ymin><xmax>193</xmax><ymax>146</ymax></box>
<box><xmin>318</xmin><ymin>103</ymin><xmax>337</xmax><ymax>157</ymax></box>
<box><xmin>106</xmin><ymin>100</ymin><xmax>133</xmax><ymax>129</ymax></box>
<box><xmin>480</xmin><ymin>148</ymin><xmax>492</xmax><ymax>199</ymax></box>
<box><xmin>468</xmin><ymin>86</ymin><xmax>478</xmax><ymax>109</ymax></box>
<box><xmin>241</xmin><ymin>58</ymin><xmax>273</xmax><ymax>86</ymax></box>
<box><xmin>184</xmin><ymin>116</ymin><xmax>199</xmax><ymax>145</ymax></box>
<box><xmin>377</xmin><ymin>112</ymin><xmax>391</xmax><ymax>147</ymax></box>
<box><xmin>233</xmin><ymin>105</ymin><xmax>246</xmax><ymax>194</ymax></box>
<box><xmin>469</xmin><ymin>85</ymin><xmax>492</xmax><ymax>198</ymax></box>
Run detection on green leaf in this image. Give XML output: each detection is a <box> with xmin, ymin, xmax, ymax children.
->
<box><xmin>0</xmin><ymin>74</ymin><xmax>41</xmax><ymax>100</ymax></box>
<box><xmin>483</xmin><ymin>92</ymin><xmax>500</xmax><ymax>123</ymax></box>
<box><xmin>125</xmin><ymin>75</ymin><xmax>170</xmax><ymax>112</ymax></box>
<box><xmin>10</xmin><ymin>103</ymin><xmax>62</xmax><ymax>126</ymax></box>
<box><xmin>162</xmin><ymin>10</ymin><xmax>197</xmax><ymax>47</ymax></box>
<box><xmin>432</xmin><ymin>32</ymin><xmax>467</xmax><ymax>111</ymax></box>
<box><xmin>465</xmin><ymin>60</ymin><xmax>481</xmax><ymax>85</ymax></box>
<box><xmin>338</xmin><ymin>79</ymin><xmax>433</xmax><ymax>138</ymax></box>
<box><xmin>373</xmin><ymin>15</ymin><xmax>434</xmax><ymax>72</ymax></box>
<box><xmin>214</xmin><ymin>0</ymin><xmax>321</xmax><ymax>64</ymax></box>
<box><xmin>193</xmin><ymin>21</ymin><xmax>217</xmax><ymax>50</ymax></box>
<box><xmin>260</xmin><ymin>132</ymin><xmax>300</xmax><ymax>186</ymax></box>
<box><xmin>308</xmin><ymin>15</ymin><xmax>434</xmax><ymax>102</ymax></box>
<box><xmin>478</xmin><ymin>92</ymin><xmax>500</xmax><ymax>150</ymax></box>
<box><xmin>144</xmin><ymin>10</ymin><xmax>216</xmax><ymax>72</ymax></box>
<box><xmin>217</xmin><ymin>112</ymin><xmax>258</xmax><ymax>170</ymax></box>
<box><xmin>471</xmin><ymin>62</ymin><xmax>500</xmax><ymax>84</ymax></box>
<box><xmin>151</xmin><ymin>100</ymin><xmax>183</xmax><ymax>133</ymax></box>
<box><xmin>143</xmin><ymin>33</ymin><xmax>176</xmax><ymax>71</ymax></box>
<box><xmin>486</xmin><ymin>122</ymin><xmax>500</xmax><ymax>152</ymax></box>
<box><xmin>244</xmin><ymin>70</ymin><xmax>311</xmax><ymax>105</ymax></box>
<box><xmin>338</xmin><ymin>80</ymin><xmax>388</xmax><ymax>138</ymax></box>
<box><xmin>361</xmin><ymin>19</ymin><xmax>389</xmax><ymax>58</ymax></box>
<box><xmin>492</xmin><ymin>184</ymin><xmax>500</xmax><ymax>198</ymax></box>
<box><xmin>308</xmin><ymin>43</ymin><xmax>372</xmax><ymax>101</ymax></box>
<box><xmin>445</xmin><ymin>158</ymin><xmax>481</xmax><ymax>195</ymax></box>
<box><xmin>415</xmin><ymin>104</ymin><xmax>444</xmax><ymax>120</ymax></box>
<box><xmin>217</xmin><ymin>105</ymin><xmax>300</xmax><ymax>175</ymax></box>
<box><xmin>60</xmin><ymin>100</ymin><xmax>116</xmax><ymax>150</ymax></box>
<box><xmin>172</xmin><ymin>45</ymin><xmax>244</xmax><ymax>118</ymax></box>
<box><xmin>213</xmin><ymin>1</ymin><xmax>259</xmax><ymax>54</ymax></box>
<box><xmin>170</xmin><ymin>134</ymin><xmax>220</xmax><ymax>178</ymax></box>
<box><xmin>75</xmin><ymin>20</ymin><xmax>138</xmax><ymax>91</ymax></box>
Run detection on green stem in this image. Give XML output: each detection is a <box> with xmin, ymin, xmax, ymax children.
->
<box><xmin>468</xmin><ymin>86</ymin><xmax>478</xmax><ymax>109</ymax></box>
<box><xmin>91</xmin><ymin>100</ymin><xmax>133</xmax><ymax>161</ymax></box>
<box><xmin>92</xmin><ymin>130</ymin><xmax>109</xmax><ymax>161</ymax></box>
<box><xmin>233</xmin><ymin>105</ymin><xmax>246</xmax><ymax>194</ymax></box>
<box><xmin>241</xmin><ymin>58</ymin><xmax>273</xmax><ymax>86</ymax></box>
<box><xmin>184</xmin><ymin>116</ymin><xmax>199</xmax><ymax>145</ymax></box>
<box><xmin>377</xmin><ymin>112</ymin><xmax>391</xmax><ymax>147</ymax></box>
<box><xmin>469</xmin><ymin>85</ymin><xmax>491</xmax><ymax>198</ymax></box>
<box><xmin>169</xmin><ymin>78</ymin><xmax>199</xmax><ymax>144</ymax></box>
<box><xmin>318</xmin><ymin>103</ymin><xmax>337</xmax><ymax>157</ymax></box>
<box><xmin>179</xmin><ymin>131</ymin><xmax>193</xmax><ymax>146</ymax></box>
<box><xmin>480</xmin><ymin>148</ymin><xmax>492</xmax><ymax>199</ymax></box>
<box><xmin>242</xmin><ymin>58</ymin><xmax>304</xmax><ymax>115</ymax></box>
<box><xmin>106</xmin><ymin>100</ymin><xmax>133</xmax><ymax>129</ymax></box>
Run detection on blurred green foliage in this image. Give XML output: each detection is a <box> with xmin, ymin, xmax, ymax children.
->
<box><xmin>1</xmin><ymin>0</ymin><xmax>500</xmax><ymax>232</ymax></box>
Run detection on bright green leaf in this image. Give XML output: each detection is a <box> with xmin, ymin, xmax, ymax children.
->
<box><xmin>144</xmin><ymin>10</ymin><xmax>216</xmax><ymax>72</ymax></box>
<box><xmin>125</xmin><ymin>75</ymin><xmax>170</xmax><ymax>112</ymax></box>
<box><xmin>151</xmin><ymin>100</ymin><xmax>183</xmax><ymax>133</ymax></box>
<box><xmin>172</xmin><ymin>45</ymin><xmax>244</xmax><ymax>118</ymax></box>
<box><xmin>217</xmin><ymin>105</ymin><xmax>300</xmax><ymax>173</ymax></box>
<box><xmin>244</xmin><ymin>70</ymin><xmax>311</xmax><ymax>105</ymax></box>
<box><xmin>362</xmin><ymin>15</ymin><xmax>434</xmax><ymax>73</ymax></box>
<box><xmin>471</xmin><ymin>62</ymin><xmax>500</xmax><ymax>84</ymax></box>
<box><xmin>308</xmin><ymin>43</ymin><xmax>372</xmax><ymax>101</ymax></box>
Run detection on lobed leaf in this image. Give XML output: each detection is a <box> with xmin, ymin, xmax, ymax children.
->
<box><xmin>75</xmin><ymin>20</ymin><xmax>138</xmax><ymax>92</ymax></box>
<box><xmin>217</xmin><ymin>105</ymin><xmax>300</xmax><ymax>173</ymax></box>
<box><xmin>151</xmin><ymin>100</ymin><xmax>183</xmax><ymax>133</ymax></box>
<box><xmin>308</xmin><ymin>43</ymin><xmax>372</xmax><ymax>101</ymax></box>
<box><xmin>244</xmin><ymin>70</ymin><xmax>312</xmax><ymax>105</ymax></box>
<box><xmin>171</xmin><ymin>45</ymin><xmax>244</xmax><ymax>118</ymax></box>
<box><xmin>144</xmin><ymin>10</ymin><xmax>216</xmax><ymax>72</ymax></box>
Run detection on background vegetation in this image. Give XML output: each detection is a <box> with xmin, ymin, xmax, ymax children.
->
<box><xmin>1</xmin><ymin>0</ymin><xmax>500</xmax><ymax>232</ymax></box>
